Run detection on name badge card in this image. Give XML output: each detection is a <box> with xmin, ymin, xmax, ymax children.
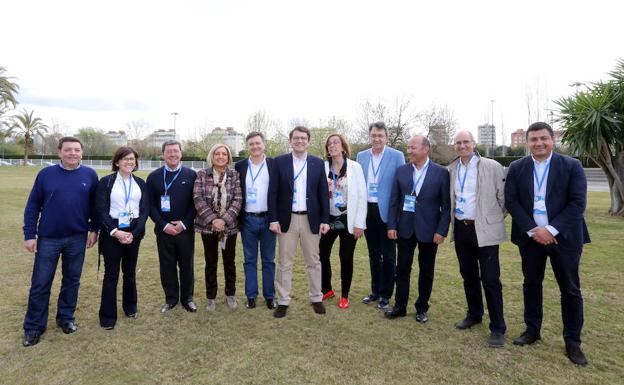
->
<box><xmin>455</xmin><ymin>195</ymin><xmax>466</xmax><ymax>215</ymax></box>
<box><xmin>533</xmin><ymin>195</ymin><xmax>546</xmax><ymax>215</ymax></box>
<box><xmin>368</xmin><ymin>183</ymin><xmax>379</xmax><ymax>198</ymax></box>
<box><xmin>246</xmin><ymin>187</ymin><xmax>258</xmax><ymax>204</ymax></box>
<box><xmin>292</xmin><ymin>188</ymin><xmax>298</xmax><ymax>204</ymax></box>
<box><xmin>161</xmin><ymin>195</ymin><xmax>171</xmax><ymax>212</ymax></box>
<box><xmin>333</xmin><ymin>191</ymin><xmax>345</xmax><ymax>208</ymax></box>
<box><xmin>403</xmin><ymin>195</ymin><xmax>416</xmax><ymax>212</ymax></box>
<box><xmin>118</xmin><ymin>211</ymin><xmax>131</xmax><ymax>228</ymax></box>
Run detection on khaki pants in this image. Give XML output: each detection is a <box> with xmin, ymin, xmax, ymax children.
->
<box><xmin>275</xmin><ymin>214</ymin><xmax>322</xmax><ymax>305</ymax></box>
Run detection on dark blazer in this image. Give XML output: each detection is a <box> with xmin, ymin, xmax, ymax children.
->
<box><xmin>387</xmin><ymin>161</ymin><xmax>451</xmax><ymax>242</ymax></box>
<box><xmin>268</xmin><ymin>153</ymin><xmax>329</xmax><ymax>234</ymax></box>
<box><xmin>95</xmin><ymin>172</ymin><xmax>149</xmax><ymax>239</ymax></box>
<box><xmin>505</xmin><ymin>152</ymin><xmax>590</xmax><ymax>250</ymax></box>
<box><xmin>234</xmin><ymin>157</ymin><xmax>274</xmax><ymax>213</ymax></box>
<box><xmin>146</xmin><ymin>166</ymin><xmax>197</xmax><ymax>234</ymax></box>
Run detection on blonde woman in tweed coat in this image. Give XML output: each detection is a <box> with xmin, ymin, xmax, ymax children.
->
<box><xmin>193</xmin><ymin>144</ymin><xmax>243</xmax><ymax>311</ymax></box>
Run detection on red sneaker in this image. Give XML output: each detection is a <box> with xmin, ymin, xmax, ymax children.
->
<box><xmin>322</xmin><ymin>290</ymin><xmax>335</xmax><ymax>301</ymax></box>
<box><xmin>338</xmin><ymin>297</ymin><xmax>349</xmax><ymax>309</ymax></box>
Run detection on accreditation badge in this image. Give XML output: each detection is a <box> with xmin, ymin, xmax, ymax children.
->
<box><xmin>533</xmin><ymin>195</ymin><xmax>547</xmax><ymax>215</ymax></box>
<box><xmin>161</xmin><ymin>195</ymin><xmax>171</xmax><ymax>212</ymax></box>
<box><xmin>246</xmin><ymin>187</ymin><xmax>258</xmax><ymax>204</ymax></box>
<box><xmin>292</xmin><ymin>187</ymin><xmax>298</xmax><ymax>204</ymax></box>
<box><xmin>118</xmin><ymin>211</ymin><xmax>131</xmax><ymax>229</ymax></box>
<box><xmin>333</xmin><ymin>191</ymin><xmax>346</xmax><ymax>208</ymax></box>
<box><xmin>455</xmin><ymin>195</ymin><xmax>466</xmax><ymax>215</ymax></box>
<box><xmin>403</xmin><ymin>195</ymin><xmax>416</xmax><ymax>212</ymax></box>
<box><xmin>368</xmin><ymin>183</ymin><xmax>379</xmax><ymax>198</ymax></box>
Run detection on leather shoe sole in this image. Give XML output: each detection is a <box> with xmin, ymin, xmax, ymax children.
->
<box><xmin>183</xmin><ymin>301</ymin><xmax>198</xmax><ymax>312</ymax></box>
<box><xmin>566</xmin><ymin>345</ymin><xmax>588</xmax><ymax>366</ymax></box>
<box><xmin>488</xmin><ymin>332</ymin><xmax>506</xmax><ymax>348</ymax></box>
<box><xmin>384</xmin><ymin>308</ymin><xmax>407</xmax><ymax>319</ymax></box>
<box><xmin>60</xmin><ymin>322</ymin><xmax>77</xmax><ymax>334</ymax></box>
<box><xmin>455</xmin><ymin>317</ymin><xmax>482</xmax><ymax>330</ymax></box>
<box><xmin>311</xmin><ymin>302</ymin><xmax>326</xmax><ymax>315</ymax></box>
<box><xmin>513</xmin><ymin>331</ymin><xmax>541</xmax><ymax>346</ymax></box>
<box><xmin>23</xmin><ymin>334</ymin><xmax>41</xmax><ymax>347</ymax></box>
<box><xmin>273</xmin><ymin>305</ymin><xmax>288</xmax><ymax>318</ymax></box>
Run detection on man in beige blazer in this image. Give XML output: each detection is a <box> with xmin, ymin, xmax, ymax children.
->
<box><xmin>448</xmin><ymin>130</ymin><xmax>507</xmax><ymax>348</ymax></box>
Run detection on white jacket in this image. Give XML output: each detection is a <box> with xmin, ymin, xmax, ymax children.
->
<box><xmin>324</xmin><ymin>158</ymin><xmax>367</xmax><ymax>234</ymax></box>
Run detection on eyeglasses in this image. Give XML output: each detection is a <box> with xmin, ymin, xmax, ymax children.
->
<box><xmin>291</xmin><ymin>136</ymin><xmax>308</xmax><ymax>142</ymax></box>
<box><xmin>327</xmin><ymin>139</ymin><xmax>342</xmax><ymax>147</ymax></box>
<box><xmin>121</xmin><ymin>157</ymin><xmax>136</xmax><ymax>163</ymax></box>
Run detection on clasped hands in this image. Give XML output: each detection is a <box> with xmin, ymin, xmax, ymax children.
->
<box><xmin>387</xmin><ymin>230</ymin><xmax>445</xmax><ymax>245</ymax></box>
<box><xmin>530</xmin><ymin>227</ymin><xmax>558</xmax><ymax>246</ymax></box>
<box><xmin>114</xmin><ymin>230</ymin><xmax>133</xmax><ymax>244</ymax></box>
<box><xmin>164</xmin><ymin>220</ymin><xmax>186</xmax><ymax>236</ymax></box>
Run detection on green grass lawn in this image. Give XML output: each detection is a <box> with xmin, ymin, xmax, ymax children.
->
<box><xmin>0</xmin><ymin>167</ymin><xmax>622</xmax><ymax>385</ymax></box>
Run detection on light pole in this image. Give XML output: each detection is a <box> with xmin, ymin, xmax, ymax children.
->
<box><xmin>569</xmin><ymin>82</ymin><xmax>585</xmax><ymax>94</ymax></box>
<box><xmin>171</xmin><ymin>112</ymin><xmax>179</xmax><ymax>131</ymax></box>
<box><xmin>490</xmin><ymin>99</ymin><xmax>495</xmax><ymax>158</ymax></box>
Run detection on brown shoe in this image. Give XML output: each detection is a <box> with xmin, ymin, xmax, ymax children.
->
<box><xmin>311</xmin><ymin>302</ymin><xmax>326</xmax><ymax>315</ymax></box>
<box><xmin>273</xmin><ymin>305</ymin><xmax>288</xmax><ymax>318</ymax></box>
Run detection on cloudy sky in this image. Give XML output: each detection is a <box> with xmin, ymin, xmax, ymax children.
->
<box><xmin>3</xmin><ymin>0</ymin><xmax>623</xmax><ymax>143</ymax></box>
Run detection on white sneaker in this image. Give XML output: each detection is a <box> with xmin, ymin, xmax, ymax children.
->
<box><xmin>206</xmin><ymin>299</ymin><xmax>216</xmax><ymax>311</ymax></box>
<box><xmin>226</xmin><ymin>296</ymin><xmax>238</xmax><ymax>310</ymax></box>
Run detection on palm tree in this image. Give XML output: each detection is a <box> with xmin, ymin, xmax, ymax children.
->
<box><xmin>0</xmin><ymin>66</ymin><xmax>19</xmax><ymax>111</ymax></box>
<box><xmin>9</xmin><ymin>109</ymin><xmax>48</xmax><ymax>165</ymax></box>
<box><xmin>555</xmin><ymin>58</ymin><xmax>624</xmax><ymax>216</ymax></box>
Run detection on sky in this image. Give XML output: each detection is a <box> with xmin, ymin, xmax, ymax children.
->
<box><xmin>2</xmin><ymin>0</ymin><xmax>623</xmax><ymax>144</ymax></box>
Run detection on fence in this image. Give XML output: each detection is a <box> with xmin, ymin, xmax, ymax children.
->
<box><xmin>0</xmin><ymin>158</ymin><xmax>209</xmax><ymax>170</ymax></box>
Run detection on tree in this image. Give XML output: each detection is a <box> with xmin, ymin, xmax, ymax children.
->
<box><xmin>356</xmin><ymin>97</ymin><xmax>417</xmax><ymax>148</ymax></box>
<box><xmin>75</xmin><ymin>127</ymin><xmax>115</xmax><ymax>158</ymax></box>
<box><xmin>126</xmin><ymin>119</ymin><xmax>149</xmax><ymax>140</ymax></box>
<box><xmin>9</xmin><ymin>109</ymin><xmax>48</xmax><ymax>164</ymax></box>
<box><xmin>555</xmin><ymin>58</ymin><xmax>624</xmax><ymax>216</ymax></box>
<box><xmin>420</xmin><ymin>105</ymin><xmax>457</xmax><ymax>165</ymax></box>
<box><xmin>0</xmin><ymin>66</ymin><xmax>19</xmax><ymax>112</ymax></box>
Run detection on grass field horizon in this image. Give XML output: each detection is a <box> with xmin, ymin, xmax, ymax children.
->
<box><xmin>0</xmin><ymin>167</ymin><xmax>622</xmax><ymax>385</ymax></box>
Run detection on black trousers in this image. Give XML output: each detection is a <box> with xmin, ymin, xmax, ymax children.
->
<box><xmin>394</xmin><ymin>235</ymin><xmax>438</xmax><ymax>312</ymax></box>
<box><xmin>99</xmin><ymin>232</ymin><xmax>141</xmax><ymax>328</ymax></box>
<box><xmin>201</xmin><ymin>233</ymin><xmax>237</xmax><ymax>299</ymax></box>
<box><xmin>155</xmin><ymin>230</ymin><xmax>195</xmax><ymax>305</ymax></box>
<box><xmin>319</xmin><ymin>215</ymin><xmax>357</xmax><ymax>297</ymax></box>
<box><xmin>364</xmin><ymin>203</ymin><xmax>396</xmax><ymax>299</ymax></box>
<box><xmin>519</xmin><ymin>241</ymin><xmax>584</xmax><ymax>347</ymax></box>
<box><xmin>454</xmin><ymin>220</ymin><xmax>506</xmax><ymax>334</ymax></box>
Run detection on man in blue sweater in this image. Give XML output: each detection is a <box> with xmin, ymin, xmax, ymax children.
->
<box><xmin>22</xmin><ymin>137</ymin><xmax>99</xmax><ymax>347</ymax></box>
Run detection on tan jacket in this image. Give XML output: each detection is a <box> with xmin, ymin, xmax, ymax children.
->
<box><xmin>448</xmin><ymin>154</ymin><xmax>507</xmax><ymax>247</ymax></box>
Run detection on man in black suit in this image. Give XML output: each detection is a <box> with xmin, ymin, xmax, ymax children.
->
<box><xmin>235</xmin><ymin>132</ymin><xmax>276</xmax><ymax>310</ymax></box>
<box><xmin>146</xmin><ymin>140</ymin><xmax>198</xmax><ymax>313</ymax></box>
<box><xmin>505</xmin><ymin>122</ymin><xmax>590</xmax><ymax>366</ymax></box>
<box><xmin>268</xmin><ymin>126</ymin><xmax>330</xmax><ymax>318</ymax></box>
<box><xmin>385</xmin><ymin>136</ymin><xmax>450</xmax><ymax>323</ymax></box>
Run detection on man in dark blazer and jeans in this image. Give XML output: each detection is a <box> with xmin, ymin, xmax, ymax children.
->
<box><xmin>385</xmin><ymin>135</ymin><xmax>450</xmax><ymax>323</ymax></box>
<box><xmin>505</xmin><ymin>122</ymin><xmax>590</xmax><ymax>366</ymax></box>
<box><xmin>268</xmin><ymin>126</ymin><xmax>330</xmax><ymax>318</ymax></box>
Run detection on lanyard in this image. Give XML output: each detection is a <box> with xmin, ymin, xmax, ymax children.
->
<box><xmin>371</xmin><ymin>150</ymin><xmax>384</xmax><ymax>181</ymax></box>
<box><xmin>331</xmin><ymin>162</ymin><xmax>342</xmax><ymax>190</ymax></box>
<box><xmin>293</xmin><ymin>159</ymin><xmax>307</xmax><ymax>182</ymax></box>
<box><xmin>248</xmin><ymin>159</ymin><xmax>265</xmax><ymax>187</ymax></box>
<box><xmin>121</xmin><ymin>175</ymin><xmax>132</xmax><ymax>209</ymax></box>
<box><xmin>533</xmin><ymin>161</ymin><xmax>550</xmax><ymax>194</ymax></box>
<box><xmin>163</xmin><ymin>166</ymin><xmax>182</xmax><ymax>195</ymax></box>
<box><xmin>412</xmin><ymin>161</ymin><xmax>430</xmax><ymax>194</ymax></box>
<box><xmin>457</xmin><ymin>155</ymin><xmax>474</xmax><ymax>194</ymax></box>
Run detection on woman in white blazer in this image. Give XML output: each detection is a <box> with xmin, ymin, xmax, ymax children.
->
<box><xmin>319</xmin><ymin>134</ymin><xmax>367</xmax><ymax>309</ymax></box>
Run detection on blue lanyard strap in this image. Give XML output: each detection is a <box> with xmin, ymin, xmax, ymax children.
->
<box><xmin>331</xmin><ymin>162</ymin><xmax>341</xmax><ymax>190</ymax></box>
<box><xmin>457</xmin><ymin>155</ymin><xmax>474</xmax><ymax>194</ymax></box>
<box><xmin>412</xmin><ymin>161</ymin><xmax>429</xmax><ymax>194</ymax></box>
<box><xmin>293</xmin><ymin>159</ymin><xmax>307</xmax><ymax>182</ymax></box>
<box><xmin>163</xmin><ymin>166</ymin><xmax>182</xmax><ymax>195</ymax></box>
<box><xmin>121</xmin><ymin>175</ymin><xmax>132</xmax><ymax>208</ymax></box>
<box><xmin>371</xmin><ymin>150</ymin><xmax>384</xmax><ymax>180</ymax></box>
<box><xmin>248</xmin><ymin>159</ymin><xmax>265</xmax><ymax>186</ymax></box>
<box><xmin>533</xmin><ymin>161</ymin><xmax>550</xmax><ymax>193</ymax></box>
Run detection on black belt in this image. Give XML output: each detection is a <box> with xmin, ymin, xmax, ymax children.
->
<box><xmin>455</xmin><ymin>218</ymin><xmax>475</xmax><ymax>226</ymax></box>
<box><xmin>292</xmin><ymin>211</ymin><xmax>308</xmax><ymax>215</ymax></box>
<box><xmin>367</xmin><ymin>202</ymin><xmax>378</xmax><ymax>206</ymax></box>
<box><xmin>245</xmin><ymin>211</ymin><xmax>268</xmax><ymax>217</ymax></box>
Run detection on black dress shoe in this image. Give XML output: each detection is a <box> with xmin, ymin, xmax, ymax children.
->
<box><xmin>362</xmin><ymin>294</ymin><xmax>379</xmax><ymax>304</ymax></box>
<box><xmin>160</xmin><ymin>303</ymin><xmax>177</xmax><ymax>313</ymax></box>
<box><xmin>273</xmin><ymin>305</ymin><xmax>288</xmax><ymax>318</ymax></box>
<box><xmin>512</xmin><ymin>330</ymin><xmax>541</xmax><ymax>346</ymax></box>
<box><xmin>246</xmin><ymin>298</ymin><xmax>256</xmax><ymax>309</ymax></box>
<box><xmin>384</xmin><ymin>307</ymin><xmax>407</xmax><ymax>319</ymax></box>
<box><xmin>59</xmin><ymin>322</ymin><xmax>77</xmax><ymax>334</ymax></box>
<box><xmin>101</xmin><ymin>325</ymin><xmax>115</xmax><ymax>330</ymax></box>
<box><xmin>566</xmin><ymin>345</ymin><xmax>588</xmax><ymax>366</ymax></box>
<box><xmin>265</xmin><ymin>299</ymin><xmax>276</xmax><ymax>310</ymax></box>
<box><xmin>23</xmin><ymin>333</ymin><xmax>40</xmax><ymax>347</ymax></box>
<box><xmin>488</xmin><ymin>332</ymin><xmax>506</xmax><ymax>348</ymax></box>
<box><xmin>455</xmin><ymin>316</ymin><xmax>482</xmax><ymax>330</ymax></box>
<box><xmin>126</xmin><ymin>312</ymin><xmax>138</xmax><ymax>319</ymax></box>
<box><xmin>183</xmin><ymin>301</ymin><xmax>198</xmax><ymax>312</ymax></box>
<box><xmin>311</xmin><ymin>302</ymin><xmax>326</xmax><ymax>315</ymax></box>
<box><xmin>415</xmin><ymin>312</ymin><xmax>429</xmax><ymax>323</ymax></box>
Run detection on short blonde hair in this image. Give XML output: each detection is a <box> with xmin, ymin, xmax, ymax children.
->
<box><xmin>206</xmin><ymin>143</ymin><xmax>233</xmax><ymax>167</ymax></box>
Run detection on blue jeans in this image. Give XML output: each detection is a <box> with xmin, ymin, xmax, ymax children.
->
<box><xmin>23</xmin><ymin>233</ymin><xmax>87</xmax><ymax>336</ymax></box>
<box><xmin>241</xmin><ymin>214</ymin><xmax>276</xmax><ymax>300</ymax></box>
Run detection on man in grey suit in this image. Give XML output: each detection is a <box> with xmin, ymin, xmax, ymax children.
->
<box><xmin>448</xmin><ymin>130</ymin><xmax>507</xmax><ymax>348</ymax></box>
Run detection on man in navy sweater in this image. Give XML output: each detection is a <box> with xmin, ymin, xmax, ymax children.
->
<box><xmin>146</xmin><ymin>140</ymin><xmax>198</xmax><ymax>313</ymax></box>
<box><xmin>22</xmin><ymin>137</ymin><xmax>99</xmax><ymax>347</ymax></box>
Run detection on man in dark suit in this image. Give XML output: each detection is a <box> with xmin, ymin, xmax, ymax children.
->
<box><xmin>505</xmin><ymin>122</ymin><xmax>590</xmax><ymax>366</ymax></box>
<box><xmin>235</xmin><ymin>132</ymin><xmax>276</xmax><ymax>310</ymax></box>
<box><xmin>268</xmin><ymin>126</ymin><xmax>330</xmax><ymax>318</ymax></box>
<box><xmin>385</xmin><ymin>136</ymin><xmax>450</xmax><ymax>323</ymax></box>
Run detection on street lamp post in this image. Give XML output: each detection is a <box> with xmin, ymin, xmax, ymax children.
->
<box><xmin>171</xmin><ymin>112</ymin><xmax>179</xmax><ymax>131</ymax></box>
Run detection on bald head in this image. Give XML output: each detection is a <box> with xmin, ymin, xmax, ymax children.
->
<box><xmin>454</xmin><ymin>130</ymin><xmax>476</xmax><ymax>162</ymax></box>
<box><xmin>407</xmin><ymin>135</ymin><xmax>430</xmax><ymax>167</ymax></box>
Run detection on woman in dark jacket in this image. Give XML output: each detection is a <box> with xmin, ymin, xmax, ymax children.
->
<box><xmin>95</xmin><ymin>146</ymin><xmax>149</xmax><ymax>329</ymax></box>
